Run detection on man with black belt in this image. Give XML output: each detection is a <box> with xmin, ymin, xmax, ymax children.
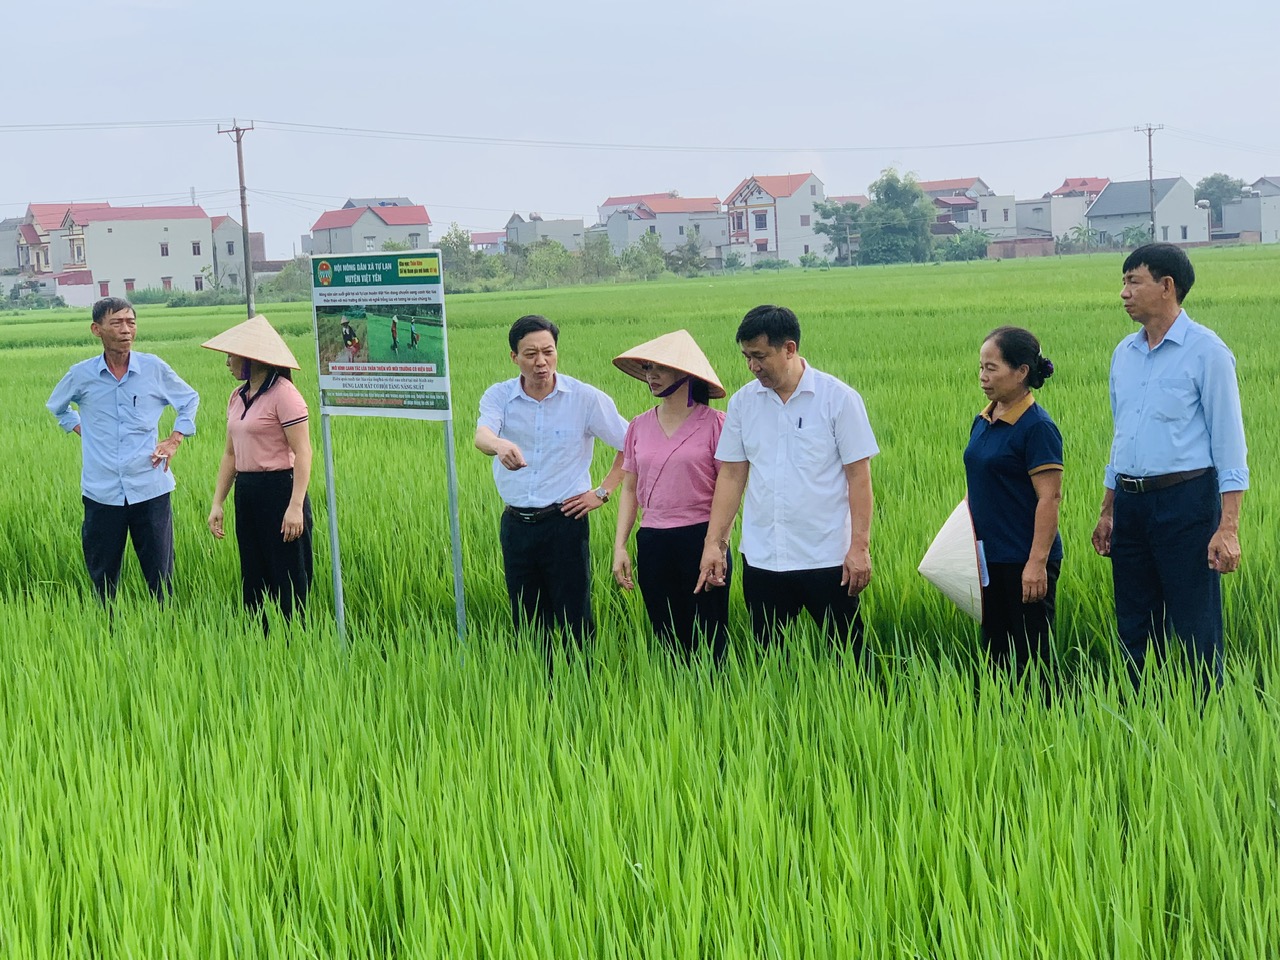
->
<box><xmin>475</xmin><ymin>314</ymin><xmax>627</xmax><ymax>646</ymax></box>
<box><xmin>47</xmin><ymin>297</ymin><xmax>199</xmax><ymax>603</ymax></box>
<box><xmin>1091</xmin><ymin>243</ymin><xmax>1248</xmax><ymax>686</ymax></box>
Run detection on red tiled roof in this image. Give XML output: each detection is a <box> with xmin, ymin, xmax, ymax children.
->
<box><xmin>470</xmin><ymin>231</ymin><xmax>505</xmax><ymax>244</ymax></box>
<box><xmin>727</xmin><ymin>173</ymin><xmax>815</xmax><ymax>202</ymax></box>
<box><xmin>917</xmin><ymin>177</ymin><xmax>981</xmax><ymax>193</ymax></box>
<box><xmin>372</xmin><ymin>204</ymin><xmax>431</xmax><ymax>226</ymax></box>
<box><xmin>312</xmin><ymin>205</ymin><xmax>431</xmax><ymax>231</ymax></box>
<box><xmin>54</xmin><ymin>270</ymin><xmax>94</xmax><ymax>285</ymax></box>
<box><xmin>211</xmin><ymin>215</ymin><xmax>233</xmax><ymax>229</ymax></box>
<box><xmin>642</xmin><ymin>196</ymin><xmax>721</xmax><ymax>214</ymax></box>
<box><xmin>828</xmin><ymin>194</ymin><xmax>870</xmax><ymax>207</ymax></box>
<box><xmin>29</xmin><ymin>202</ymin><xmax>111</xmax><ymax>232</ymax></box>
<box><xmin>602</xmin><ymin>192</ymin><xmax>674</xmax><ymax>207</ymax></box>
<box><xmin>71</xmin><ymin>205</ymin><xmax>208</xmax><ymax>224</ymax></box>
<box><xmin>1051</xmin><ymin>177</ymin><xmax>1110</xmax><ymax>196</ymax></box>
<box><xmin>18</xmin><ymin>223</ymin><xmax>42</xmax><ymax>245</ymax></box>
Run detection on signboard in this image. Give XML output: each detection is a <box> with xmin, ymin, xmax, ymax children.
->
<box><xmin>310</xmin><ymin>251</ymin><xmax>451</xmax><ymax>419</ymax></box>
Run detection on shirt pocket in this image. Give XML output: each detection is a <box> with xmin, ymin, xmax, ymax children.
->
<box><xmin>792</xmin><ymin>425</ymin><xmax>838</xmax><ymax>472</ymax></box>
<box><xmin>1152</xmin><ymin>377</ymin><xmax>1197</xmax><ymax>422</ymax></box>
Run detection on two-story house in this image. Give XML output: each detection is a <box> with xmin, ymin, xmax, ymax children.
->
<box><xmin>1086</xmin><ymin>177</ymin><xmax>1207</xmax><ymax>245</ymax></box>
<box><xmin>16</xmin><ymin>202</ymin><xmax>111</xmax><ymax>275</ymax></box>
<box><xmin>602</xmin><ymin>196</ymin><xmax>725</xmax><ymax>255</ymax></box>
<box><xmin>310</xmin><ymin>205</ymin><xmax>433</xmax><ymax>255</ymax></box>
<box><xmin>61</xmin><ymin>205</ymin><xmax>217</xmax><ymax>299</ymax></box>
<box><xmin>918</xmin><ymin>177</ymin><xmax>1016</xmax><ymax>240</ymax></box>
<box><xmin>724</xmin><ymin>173</ymin><xmax>826</xmax><ymax>264</ymax></box>
<box><xmin>506</xmin><ymin>213</ymin><xmax>584</xmax><ymax>252</ymax></box>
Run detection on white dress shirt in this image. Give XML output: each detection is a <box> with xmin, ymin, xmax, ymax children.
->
<box><xmin>478</xmin><ymin>374</ymin><xmax>628</xmax><ymax>507</ymax></box>
<box><xmin>716</xmin><ymin>362</ymin><xmax>878</xmax><ymax>571</ymax></box>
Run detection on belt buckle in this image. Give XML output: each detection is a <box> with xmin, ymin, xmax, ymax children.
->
<box><xmin>1121</xmin><ymin>475</ymin><xmax>1144</xmax><ymax>494</ymax></box>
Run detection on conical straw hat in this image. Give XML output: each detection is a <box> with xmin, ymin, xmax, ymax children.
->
<box><xmin>201</xmin><ymin>314</ymin><xmax>300</xmax><ymax>370</ymax></box>
<box><xmin>917</xmin><ymin>499</ymin><xmax>984</xmax><ymax>622</ymax></box>
<box><xmin>613</xmin><ymin>329</ymin><xmax>725</xmax><ymax>399</ymax></box>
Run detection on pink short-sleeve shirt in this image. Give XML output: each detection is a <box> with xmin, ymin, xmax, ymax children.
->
<box><xmin>227</xmin><ymin>376</ymin><xmax>309</xmax><ymax>472</ymax></box>
<box><xmin>622</xmin><ymin>404</ymin><xmax>724</xmax><ymax>529</ymax></box>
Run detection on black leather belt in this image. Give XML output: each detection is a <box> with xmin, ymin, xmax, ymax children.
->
<box><xmin>504</xmin><ymin>503</ymin><xmax>563</xmax><ymax>523</ymax></box>
<box><xmin>1116</xmin><ymin>468</ymin><xmax>1210</xmax><ymax>494</ymax></box>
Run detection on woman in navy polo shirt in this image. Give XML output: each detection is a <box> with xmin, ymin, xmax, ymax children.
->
<box><xmin>964</xmin><ymin>326</ymin><xmax>1063</xmax><ymax>675</ymax></box>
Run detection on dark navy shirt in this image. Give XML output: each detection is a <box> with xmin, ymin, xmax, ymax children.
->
<box><xmin>964</xmin><ymin>395</ymin><xmax>1063</xmax><ymax>565</ymax></box>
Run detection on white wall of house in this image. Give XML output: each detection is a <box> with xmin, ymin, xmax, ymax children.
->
<box><xmin>507</xmin><ymin>217</ymin><xmax>585</xmax><ymax>251</ymax></box>
<box><xmin>0</xmin><ymin>221</ymin><xmax>19</xmax><ymax>272</ymax></box>
<box><xmin>971</xmin><ymin>195</ymin><xmax>1018</xmax><ymax>239</ymax></box>
<box><xmin>312</xmin><ymin>210</ymin><xmax>430</xmax><ymax>255</ymax></box>
<box><xmin>212</xmin><ymin>220</ymin><xmax>245</xmax><ymax>290</ymax></box>
<box><xmin>54</xmin><ymin>279</ymin><xmax>97</xmax><ymax>307</ymax></box>
<box><xmin>774</xmin><ymin>179</ymin><xmax>825</xmax><ymax>262</ymax></box>
<box><xmin>606</xmin><ymin>209</ymin><xmax>727</xmax><ymax>254</ymax></box>
<box><xmin>84</xmin><ymin>218</ymin><xmax>214</xmax><ymax>295</ymax></box>
<box><xmin>1223</xmin><ymin>196</ymin><xmax>1280</xmax><ymax>243</ymax></box>
<box><xmin>1089</xmin><ymin>181</ymin><xmax>1206</xmax><ymax>245</ymax></box>
<box><xmin>605</xmin><ymin>212</ymin><xmax>650</xmax><ymax>254</ymax></box>
<box><xmin>1016</xmin><ymin>195</ymin><xmax>1088</xmax><ymax>238</ymax></box>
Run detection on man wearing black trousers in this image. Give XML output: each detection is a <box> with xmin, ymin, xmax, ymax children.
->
<box><xmin>475</xmin><ymin>315</ymin><xmax>628</xmax><ymax>653</ymax></box>
<box><xmin>47</xmin><ymin>297</ymin><xmax>199</xmax><ymax>603</ymax></box>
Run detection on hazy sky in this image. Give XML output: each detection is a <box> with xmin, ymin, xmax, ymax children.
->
<box><xmin>5</xmin><ymin>0</ymin><xmax>1278</xmax><ymax>258</ymax></box>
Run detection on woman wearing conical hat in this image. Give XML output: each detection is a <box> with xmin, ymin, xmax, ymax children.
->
<box><xmin>612</xmin><ymin>330</ymin><xmax>730</xmax><ymax>663</ymax></box>
<box><xmin>202</xmin><ymin>315</ymin><xmax>314</xmax><ymax>625</ymax></box>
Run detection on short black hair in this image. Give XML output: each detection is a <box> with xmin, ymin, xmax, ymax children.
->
<box><xmin>508</xmin><ymin>314</ymin><xmax>559</xmax><ymax>352</ymax></box>
<box><xmin>92</xmin><ymin>297</ymin><xmax>134</xmax><ymax>323</ymax></box>
<box><xmin>1122</xmin><ymin>243</ymin><xmax>1195</xmax><ymax>304</ymax></box>
<box><xmin>736</xmin><ymin>304</ymin><xmax>801</xmax><ymax>348</ymax></box>
<box><xmin>985</xmin><ymin>326</ymin><xmax>1055</xmax><ymax>390</ymax></box>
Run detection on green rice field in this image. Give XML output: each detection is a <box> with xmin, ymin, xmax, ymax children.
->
<box><xmin>4</xmin><ymin>247</ymin><xmax>1280</xmax><ymax>956</ymax></box>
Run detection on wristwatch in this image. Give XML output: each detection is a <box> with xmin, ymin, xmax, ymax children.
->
<box><xmin>593</xmin><ymin>484</ymin><xmax>610</xmax><ymax>503</ymax></box>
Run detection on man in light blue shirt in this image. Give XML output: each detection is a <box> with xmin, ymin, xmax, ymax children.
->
<box><xmin>1091</xmin><ymin>244</ymin><xmax>1247</xmax><ymax>686</ymax></box>
<box><xmin>47</xmin><ymin>298</ymin><xmax>199</xmax><ymax>602</ymax></box>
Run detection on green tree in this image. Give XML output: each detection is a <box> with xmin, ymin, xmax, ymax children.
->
<box><xmin>578</xmin><ymin>231</ymin><xmax>620</xmax><ymax>283</ymax></box>
<box><xmin>798</xmin><ymin>252</ymin><xmax>829</xmax><ymax>270</ymax></box>
<box><xmin>1194</xmin><ymin>173</ymin><xmax>1246</xmax><ymax>227</ymax></box>
<box><xmin>526</xmin><ymin>239</ymin><xmax>577</xmax><ymax>288</ymax></box>
<box><xmin>255</xmin><ymin>256</ymin><xmax>312</xmax><ymax>302</ymax></box>
<box><xmin>857</xmin><ymin>169</ymin><xmax>934</xmax><ymax>265</ymax></box>
<box><xmin>935</xmin><ymin>230</ymin><xmax>991</xmax><ymax>261</ymax></box>
<box><xmin>1068</xmin><ymin>223</ymin><xmax>1097</xmax><ymax>253</ymax></box>
<box><xmin>1120</xmin><ymin>224</ymin><xmax>1151</xmax><ymax>249</ymax></box>
<box><xmin>664</xmin><ymin>234</ymin><xmax>707</xmax><ymax>277</ymax></box>
<box><xmin>812</xmin><ymin>199</ymin><xmax>862</xmax><ymax>265</ymax></box>
<box><xmin>722</xmin><ymin>251</ymin><xmax>745</xmax><ymax>273</ymax></box>
<box><xmin>437</xmin><ymin>222</ymin><xmax>477</xmax><ymax>282</ymax></box>
<box><xmin>620</xmin><ymin>232</ymin><xmax>666</xmax><ymax>281</ymax></box>
<box><xmin>381</xmin><ymin>238</ymin><xmax>412</xmax><ymax>251</ymax></box>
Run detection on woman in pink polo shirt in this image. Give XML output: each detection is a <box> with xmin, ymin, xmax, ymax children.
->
<box><xmin>612</xmin><ymin>330</ymin><xmax>728</xmax><ymax>662</ymax></box>
<box><xmin>202</xmin><ymin>315</ymin><xmax>313</xmax><ymax>623</ymax></box>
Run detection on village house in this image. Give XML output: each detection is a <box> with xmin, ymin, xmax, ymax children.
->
<box><xmin>505</xmin><ymin>213</ymin><xmax>584</xmax><ymax>252</ymax></box>
<box><xmin>600</xmin><ymin>195</ymin><xmax>725</xmax><ymax>255</ymax></box>
<box><xmin>1085</xmin><ymin>177</ymin><xmax>1207</xmax><ymax>245</ymax></box>
<box><xmin>310</xmin><ymin>204</ymin><xmax>432</xmax><ymax>255</ymax></box>
<box><xmin>917</xmin><ymin>177</ymin><xmax>1016</xmax><ymax>240</ymax></box>
<box><xmin>469</xmin><ymin>231</ymin><xmax>506</xmax><ymax>254</ymax></box>
<box><xmin>724</xmin><ymin>173</ymin><xmax>826</xmax><ymax>264</ymax></box>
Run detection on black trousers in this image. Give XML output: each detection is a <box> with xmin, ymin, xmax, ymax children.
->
<box><xmin>82</xmin><ymin>493</ymin><xmax>174</xmax><ymax>603</ymax></box>
<box><xmin>1111</xmin><ymin>470</ymin><xmax>1223</xmax><ymax>687</ymax></box>
<box><xmin>981</xmin><ymin>559</ymin><xmax>1059</xmax><ymax>676</ymax></box>
<box><xmin>741</xmin><ymin>557</ymin><xmax>863</xmax><ymax>653</ymax></box>
<box><xmin>234</xmin><ymin>471</ymin><xmax>313</xmax><ymax>620</ymax></box>
<box><xmin>499</xmin><ymin>509</ymin><xmax>592</xmax><ymax>644</ymax></box>
<box><xmin>635</xmin><ymin>521</ymin><xmax>729</xmax><ymax>663</ymax></box>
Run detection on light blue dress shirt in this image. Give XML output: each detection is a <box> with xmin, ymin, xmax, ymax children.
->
<box><xmin>477</xmin><ymin>374</ymin><xmax>627</xmax><ymax>507</ymax></box>
<box><xmin>1105</xmin><ymin>310</ymin><xmax>1248</xmax><ymax>493</ymax></box>
<box><xmin>47</xmin><ymin>351</ymin><xmax>199</xmax><ymax>506</ymax></box>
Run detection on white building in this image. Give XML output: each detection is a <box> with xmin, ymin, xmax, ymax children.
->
<box><xmin>16</xmin><ymin>202</ymin><xmax>111</xmax><ymax>276</ymax></box>
<box><xmin>918</xmin><ymin>177</ymin><xmax>1015</xmax><ymax>239</ymax></box>
<box><xmin>1223</xmin><ymin>194</ymin><xmax>1280</xmax><ymax>243</ymax></box>
<box><xmin>1086</xmin><ymin>177</ymin><xmax>1207</xmax><ymax>245</ymax></box>
<box><xmin>310</xmin><ymin>205</ymin><xmax>433</xmax><ymax>255</ymax></box>
<box><xmin>61</xmin><ymin>205</ymin><xmax>217</xmax><ymax>298</ymax></box>
<box><xmin>1015</xmin><ymin>195</ymin><xmax>1089</xmax><ymax>240</ymax></box>
<box><xmin>724</xmin><ymin>173</ymin><xmax>826</xmax><ymax>264</ymax></box>
<box><xmin>603</xmin><ymin>196</ymin><xmax>725</xmax><ymax>255</ymax></box>
<box><xmin>505</xmin><ymin>213</ymin><xmax>584</xmax><ymax>252</ymax></box>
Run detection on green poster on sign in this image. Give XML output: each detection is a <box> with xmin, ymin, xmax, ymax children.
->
<box><xmin>310</xmin><ymin>251</ymin><xmax>452</xmax><ymax>420</ymax></box>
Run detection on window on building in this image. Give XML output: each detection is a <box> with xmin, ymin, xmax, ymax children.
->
<box><xmin>649</xmin><ymin>225</ymin><xmax>656</xmax><ymax>234</ymax></box>
<box><xmin>124</xmin><ymin>279</ymin><xmax>135</xmax><ymax>294</ymax></box>
<box><xmin>810</xmin><ymin>185</ymin><xmax>817</xmax><ymax>195</ymax></box>
<box><xmin>228</xmin><ymin>274</ymin><xmax>239</xmax><ymax>289</ymax></box>
<box><xmin>733</xmin><ymin>212</ymin><xmax>744</xmax><ymax>231</ymax></box>
<box><xmin>1181</xmin><ymin>225</ymin><xmax>1188</xmax><ymax>240</ymax></box>
<box><xmin>800</xmin><ymin>214</ymin><xmax>811</xmax><ymax>227</ymax></box>
<box><xmin>693</xmin><ymin>223</ymin><xmax>700</xmax><ymax>234</ymax></box>
<box><xmin>194</xmin><ymin>275</ymin><xmax>204</xmax><ymax>292</ymax></box>
<box><xmin>409</xmin><ymin>233</ymin><xmax>420</xmax><ymax>248</ymax></box>
<box><xmin>99</xmin><ymin>281</ymin><xmax>110</xmax><ymax>297</ymax></box>
<box><xmin>678</xmin><ymin>225</ymin><xmax>685</xmax><ymax>235</ymax></box>
<box><xmin>981</xmin><ymin>209</ymin><xmax>988</xmax><ymax>223</ymax></box>
<box><xmin>191</xmin><ymin>241</ymin><xmax>201</xmax><ymax>256</ymax></box>
<box><xmin>1161</xmin><ymin>226</ymin><xmax>1169</xmax><ymax>241</ymax></box>
<box><xmin>160</xmin><ymin>242</ymin><xmax>169</xmax><ymax>257</ymax></box>
<box><xmin>1002</xmin><ymin>209</ymin><xmax>1009</xmax><ymax>222</ymax></box>
<box><xmin>803</xmin><ymin>244</ymin><xmax>810</xmax><ymax>254</ymax></box>
<box><xmin>755</xmin><ymin>240</ymin><xmax>768</xmax><ymax>252</ymax></box>
<box><xmin>754</xmin><ymin>212</ymin><xmax>767</xmax><ymax>230</ymax></box>
<box><xmin>227</xmin><ymin>241</ymin><xmax>235</xmax><ymax>256</ymax></box>
<box><xmin>161</xmin><ymin>277</ymin><xmax>172</xmax><ymax>292</ymax></box>
<box><xmin>364</xmin><ymin>236</ymin><xmax>376</xmax><ymax>251</ymax></box>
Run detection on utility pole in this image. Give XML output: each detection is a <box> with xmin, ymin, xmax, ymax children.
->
<box><xmin>1134</xmin><ymin>123</ymin><xmax>1163</xmax><ymax>240</ymax></box>
<box><xmin>218</xmin><ymin>119</ymin><xmax>256</xmax><ymax>317</ymax></box>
